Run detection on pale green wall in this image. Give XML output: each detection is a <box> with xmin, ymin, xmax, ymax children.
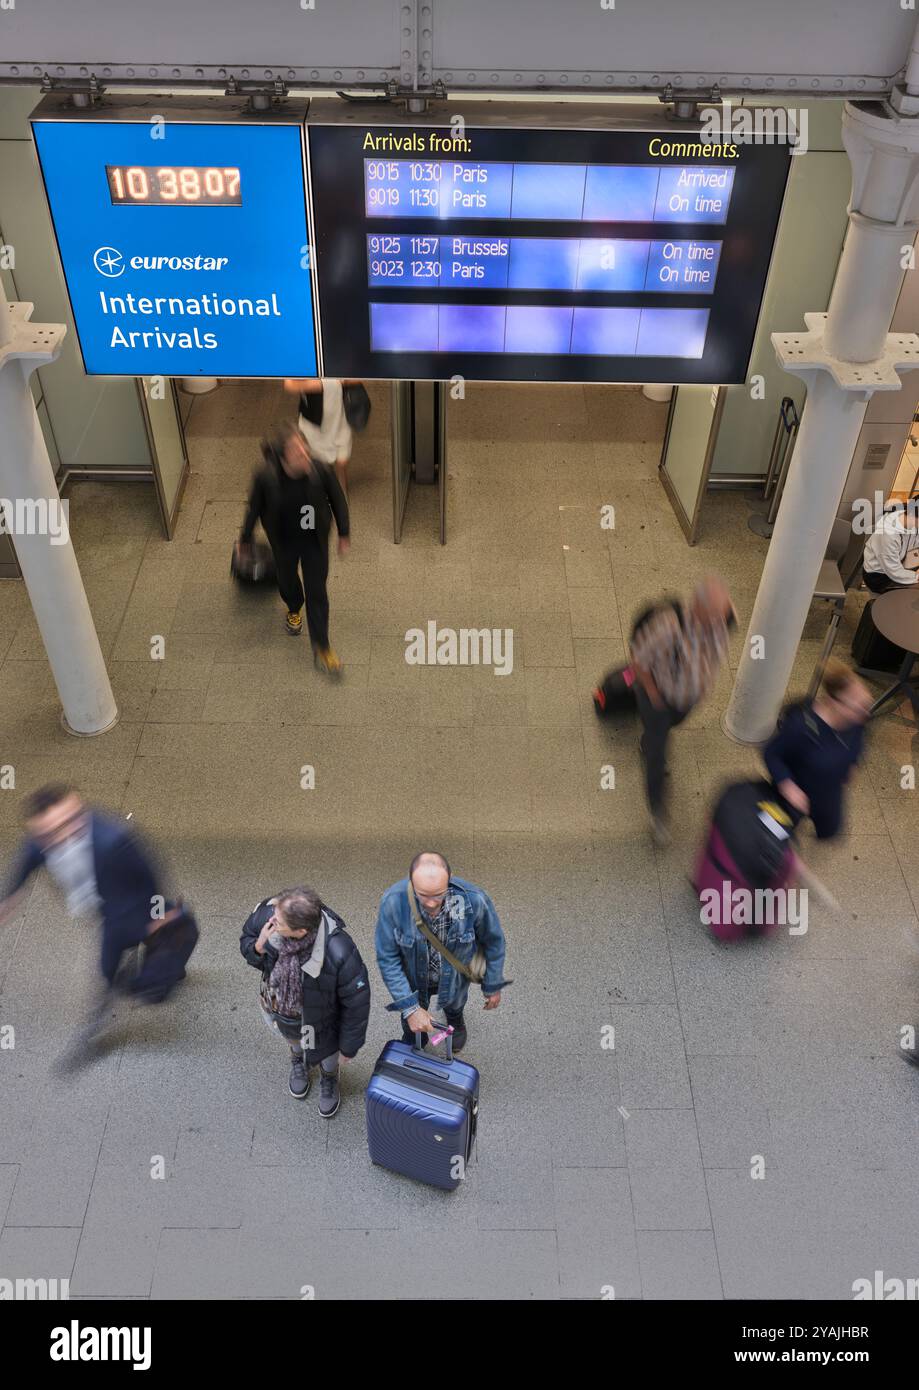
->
<box><xmin>662</xmin><ymin>385</ymin><xmax>719</xmax><ymax>529</ymax></box>
<box><xmin>0</xmin><ymin>85</ymin><xmax>152</xmax><ymax>472</ymax></box>
<box><xmin>710</xmin><ymin>101</ymin><xmax>851</xmax><ymax>479</ymax></box>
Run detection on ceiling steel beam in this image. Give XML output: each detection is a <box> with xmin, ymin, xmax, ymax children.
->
<box><xmin>0</xmin><ymin>63</ymin><xmax>897</xmax><ymax>99</ymax></box>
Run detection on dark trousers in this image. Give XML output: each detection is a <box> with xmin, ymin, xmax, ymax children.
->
<box><xmin>275</xmin><ymin>537</ymin><xmax>330</xmax><ymax>648</ymax></box>
<box><xmin>100</xmin><ymin>921</ymin><xmax>148</xmax><ymax>986</ymax></box>
<box><xmin>635</xmin><ymin>685</ymin><xmax>690</xmax><ymax>816</ymax></box>
<box><xmin>862</xmin><ymin>568</ymin><xmax>907</xmax><ymax>595</ymax></box>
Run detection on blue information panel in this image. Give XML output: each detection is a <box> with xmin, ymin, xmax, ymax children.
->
<box><xmin>310</xmin><ymin>117</ymin><xmax>791</xmax><ymax>385</ymax></box>
<box><xmin>364</xmin><ymin>159</ymin><xmax>735</xmax><ymax>225</ymax></box>
<box><xmin>31</xmin><ymin>105</ymin><xmax>318</xmax><ymax>377</ymax></box>
<box><xmin>367</xmin><ymin>234</ymin><xmax>722</xmax><ymax>293</ymax></box>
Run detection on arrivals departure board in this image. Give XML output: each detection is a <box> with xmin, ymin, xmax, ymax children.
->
<box><xmin>308</xmin><ymin>114</ymin><xmax>791</xmax><ymax>384</ymax></box>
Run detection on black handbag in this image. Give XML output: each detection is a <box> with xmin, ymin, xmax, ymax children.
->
<box><xmin>342</xmin><ymin>383</ymin><xmax>372</xmax><ymax>432</ymax></box>
<box><xmin>230</xmin><ymin>539</ymin><xmax>275</xmax><ymax>586</ymax></box>
<box><xmin>131</xmin><ymin>903</ymin><xmax>199</xmax><ymax>1004</ymax></box>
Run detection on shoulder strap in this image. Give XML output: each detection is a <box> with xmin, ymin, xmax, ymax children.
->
<box><xmin>802</xmin><ymin>707</ymin><xmax>820</xmax><ymax>740</ymax></box>
<box><xmin>407</xmin><ymin>881</ymin><xmax>475</xmax><ymax>983</ymax></box>
<box><xmin>299</xmin><ymin>390</ymin><xmax>323</xmax><ymax>426</ymax></box>
<box><xmin>315</xmin><ymin>460</ymin><xmax>336</xmax><ymax>504</ymax></box>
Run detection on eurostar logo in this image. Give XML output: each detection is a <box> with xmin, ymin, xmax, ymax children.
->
<box><xmin>93</xmin><ymin>246</ymin><xmax>125</xmax><ymax>277</ymax></box>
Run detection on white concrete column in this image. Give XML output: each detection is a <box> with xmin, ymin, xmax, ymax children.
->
<box><xmin>179</xmin><ymin>376</ymin><xmax>218</xmax><ymax>395</ymax></box>
<box><xmin>724</xmin><ymin>98</ymin><xmax>919</xmax><ymax>744</ymax></box>
<box><xmin>0</xmin><ymin>285</ymin><xmax>117</xmax><ymax>735</ymax></box>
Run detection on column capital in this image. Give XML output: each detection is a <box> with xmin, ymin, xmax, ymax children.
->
<box><xmin>843</xmin><ymin>101</ymin><xmax>919</xmax><ymax>228</ymax></box>
<box><xmin>772</xmin><ymin>312</ymin><xmax>919</xmax><ymax>398</ymax></box>
<box><xmin>0</xmin><ymin>300</ymin><xmax>65</xmax><ymax>377</ymax></box>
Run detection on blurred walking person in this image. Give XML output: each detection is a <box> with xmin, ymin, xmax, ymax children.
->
<box><xmin>629</xmin><ymin>577</ymin><xmax>736</xmax><ymax>846</ymax></box>
<box><xmin>284</xmin><ymin>376</ymin><xmax>366</xmax><ymax>496</ymax></box>
<box><xmin>0</xmin><ymin>784</ymin><xmax>185</xmax><ymax>1065</ymax></box>
<box><xmin>764</xmin><ymin>661</ymin><xmax>871</xmax><ymax>841</ymax></box>
<box><xmin>237</xmin><ymin>421</ymin><xmax>350</xmax><ymax>676</ymax></box>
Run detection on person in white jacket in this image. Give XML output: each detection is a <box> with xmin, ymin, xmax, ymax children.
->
<box><xmin>862</xmin><ymin>503</ymin><xmax>919</xmax><ymax>593</ymax></box>
<box><xmin>283</xmin><ymin>377</ymin><xmax>362</xmax><ymax>496</ymax></box>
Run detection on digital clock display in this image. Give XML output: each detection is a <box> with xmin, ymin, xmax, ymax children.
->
<box><xmin>106</xmin><ymin>165</ymin><xmax>242</xmax><ymax>205</ymax></box>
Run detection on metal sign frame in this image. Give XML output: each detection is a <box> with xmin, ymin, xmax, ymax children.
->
<box><xmin>306</xmin><ymin>98</ymin><xmax>792</xmax><ymax>387</ymax></box>
<box><xmin>28</xmin><ymin>92</ymin><xmax>320</xmax><ymax>379</ymax></box>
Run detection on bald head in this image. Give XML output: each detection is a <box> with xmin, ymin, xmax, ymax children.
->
<box><xmin>410</xmin><ymin>852</ymin><xmax>450</xmax><ymax>915</ymax></box>
<box><xmin>691</xmin><ymin>575</ymin><xmax>733</xmax><ymax>625</ymax></box>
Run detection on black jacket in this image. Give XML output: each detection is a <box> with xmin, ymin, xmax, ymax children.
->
<box><xmin>240</xmin><ymin>446</ymin><xmax>350</xmax><ymax>549</ymax></box>
<box><xmin>5</xmin><ymin>811</ymin><xmax>160</xmax><ymax>943</ymax></box>
<box><xmin>239</xmin><ymin>898</ymin><xmax>370</xmax><ymax>1064</ymax></box>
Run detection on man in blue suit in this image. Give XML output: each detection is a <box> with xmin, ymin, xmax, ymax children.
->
<box><xmin>0</xmin><ymin>784</ymin><xmax>168</xmax><ymax>1055</ymax></box>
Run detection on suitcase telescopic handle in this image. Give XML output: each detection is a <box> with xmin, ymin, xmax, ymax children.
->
<box><xmin>414</xmin><ymin>1024</ymin><xmax>454</xmax><ymax>1062</ymax></box>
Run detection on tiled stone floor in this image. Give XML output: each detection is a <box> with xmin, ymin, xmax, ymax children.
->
<box><xmin>1</xmin><ymin>381</ymin><xmax>918</xmax><ymax>1299</ymax></box>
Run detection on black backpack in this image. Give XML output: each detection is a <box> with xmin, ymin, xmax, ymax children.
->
<box><xmin>299</xmin><ymin>390</ymin><xmax>323</xmax><ymax>426</ymax></box>
<box><xmin>712</xmin><ymin>781</ymin><xmax>795</xmax><ymax>889</ymax></box>
<box><xmin>343</xmin><ymin>383</ymin><xmax>372</xmax><ymax>432</ymax></box>
<box><xmin>300</xmin><ymin>385</ymin><xmax>372</xmax><ymax>434</ymax></box>
<box><xmin>593</xmin><ymin>600</ymin><xmax>684</xmax><ymax>719</ymax></box>
<box><xmin>630</xmin><ymin>597</ymin><xmax>685</xmax><ymax>644</ymax></box>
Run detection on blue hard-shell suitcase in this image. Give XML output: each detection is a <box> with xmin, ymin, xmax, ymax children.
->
<box><xmin>366</xmin><ymin>1030</ymin><xmax>479</xmax><ymax>1191</ymax></box>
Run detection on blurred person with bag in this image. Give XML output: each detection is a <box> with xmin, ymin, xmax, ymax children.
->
<box><xmin>283</xmin><ymin>376</ymin><xmax>370</xmax><ymax>496</ymax></box>
<box><xmin>629</xmin><ymin>577</ymin><xmax>736</xmax><ymax>846</ymax></box>
<box><xmin>236</xmin><ymin>421</ymin><xmax>350</xmax><ymax>676</ymax></box>
<box><xmin>763</xmin><ymin>662</ymin><xmax>871</xmax><ymax>842</ymax></box>
<box><xmin>0</xmin><ymin>784</ymin><xmax>190</xmax><ymax>1064</ymax></box>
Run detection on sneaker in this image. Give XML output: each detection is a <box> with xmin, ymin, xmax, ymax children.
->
<box><xmin>650</xmin><ymin>815</ymin><xmax>672</xmax><ymax>848</ymax></box>
<box><xmin>314</xmin><ymin>646</ymin><xmax>343</xmax><ymax>677</ymax></box>
<box><xmin>288</xmin><ymin>1053</ymin><xmax>311</xmax><ymax>1099</ymax></box>
<box><xmin>318</xmin><ymin>1068</ymin><xmax>341</xmax><ymax>1118</ymax></box>
<box><xmin>286</xmin><ymin>610</ymin><xmax>303</xmax><ymax>636</ymax></box>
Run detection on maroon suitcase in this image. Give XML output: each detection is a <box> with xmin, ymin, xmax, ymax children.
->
<box><xmin>693</xmin><ymin>823</ymin><xmax>796</xmax><ymax>941</ymax></box>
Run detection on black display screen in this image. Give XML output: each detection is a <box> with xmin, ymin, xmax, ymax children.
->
<box><xmin>307</xmin><ymin>121</ymin><xmax>791</xmax><ymax>384</ymax></box>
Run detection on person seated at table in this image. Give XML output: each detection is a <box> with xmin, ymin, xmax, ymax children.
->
<box><xmin>862</xmin><ymin>501</ymin><xmax>919</xmax><ymax>594</ymax></box>
<box><xmin>763</xmin><ymin>662</ymin><xmax>871</xmax><ymax>841</ymax></box>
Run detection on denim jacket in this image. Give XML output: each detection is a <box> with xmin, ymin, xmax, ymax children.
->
<box><xmin>374</xmin><ymin>876</ymin><xmax>509</xmax><ymax>1014</ymax></box>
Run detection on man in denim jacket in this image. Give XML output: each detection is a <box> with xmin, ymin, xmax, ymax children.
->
<box><xmin>374</xmin><ymin>851</ymin><xmax>509</xmax><ymax>1053</ymax></box>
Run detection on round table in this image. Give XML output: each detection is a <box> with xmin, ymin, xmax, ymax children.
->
<box><xmin>864</xmin><ymin>587</ymin><xmax>919</xmax><ymax>719</ymax></box>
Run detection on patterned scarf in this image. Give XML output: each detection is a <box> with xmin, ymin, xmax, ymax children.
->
<box><xmin>265</xmin><ymin>926</ymin><xmax>318</xmax><ymax>1019</ymax></box>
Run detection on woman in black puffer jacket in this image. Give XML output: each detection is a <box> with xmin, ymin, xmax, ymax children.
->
<box><xmin>240</xmin><ymin>885</ymin><xmax>371</xmax><ymax>1119</ymax></box>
